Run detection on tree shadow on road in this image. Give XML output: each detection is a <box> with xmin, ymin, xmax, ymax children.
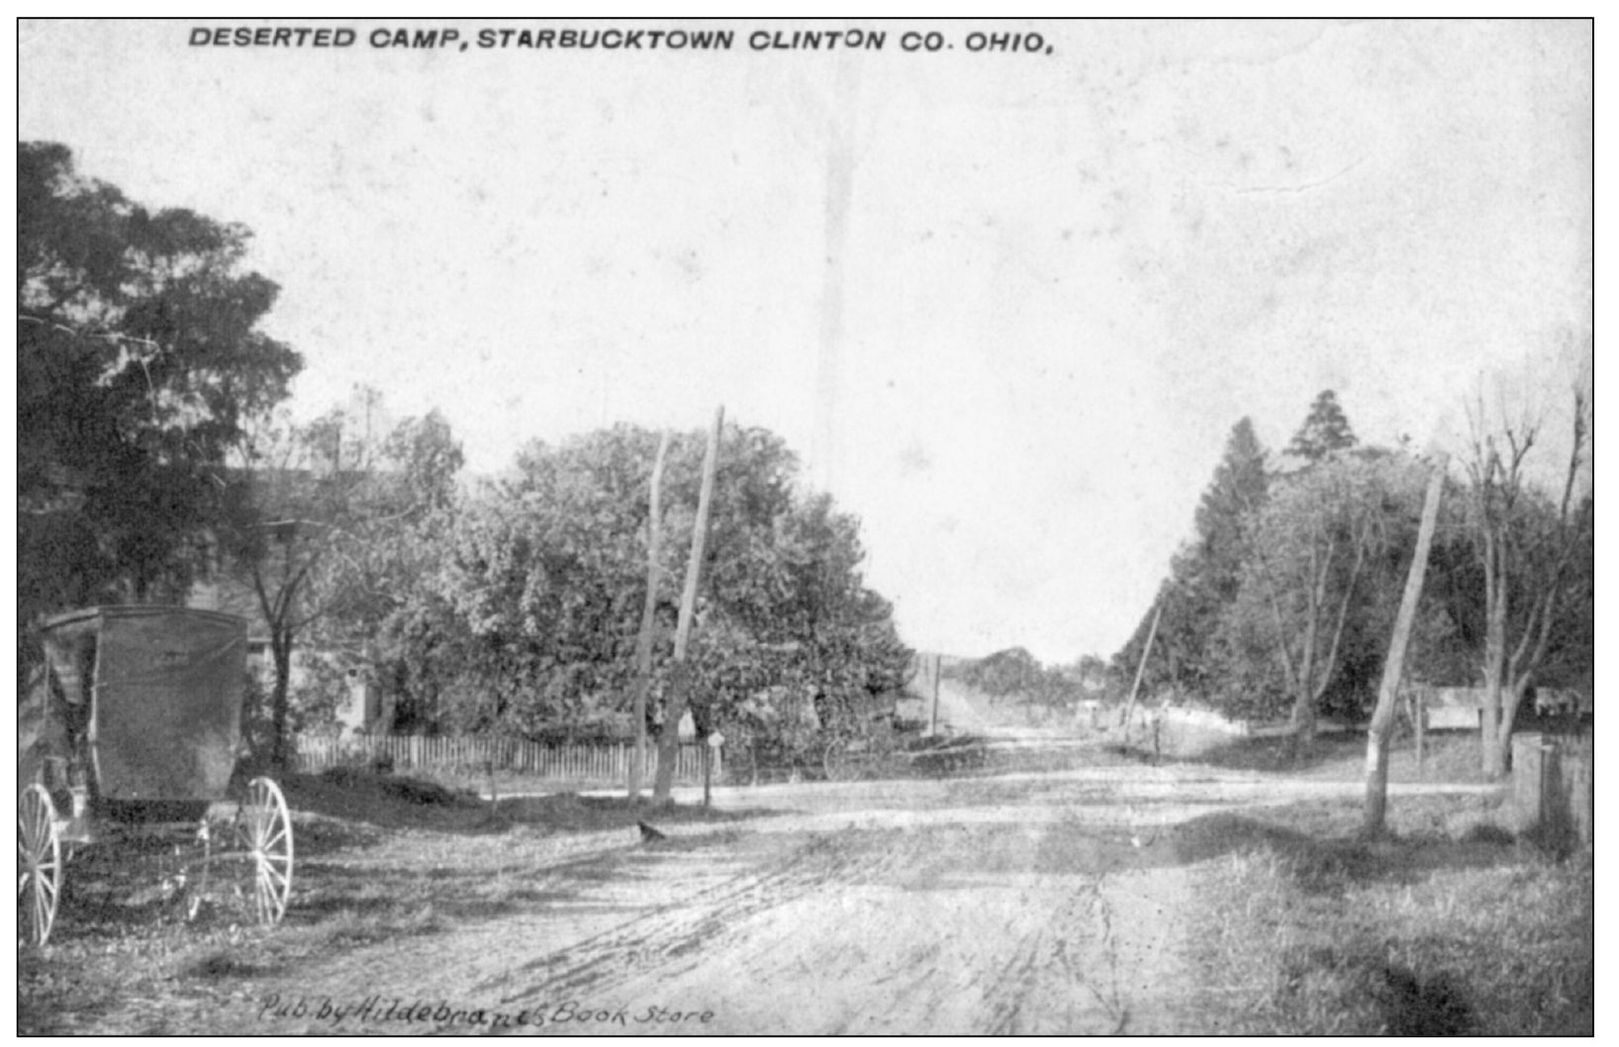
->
<box><xmin>1145</xmin><ymin>808</ymin><xmax>1526</xmax><ymax>894</ymax></box>
<box><xmin>826</xmin><ymin>800</ymin><xmax>1524</xmax><ymax>897</ymax></box>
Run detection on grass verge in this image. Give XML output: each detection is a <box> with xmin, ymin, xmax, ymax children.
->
<box><xmin>1184</xmin><ymin>797</ymin><xmax>1592</xmax><ymax>1035</ymax></box>
<box><xmin>1143</xmin><ymin>726</ymin><xmax>1493</xmax><ymax>782</ymax></box>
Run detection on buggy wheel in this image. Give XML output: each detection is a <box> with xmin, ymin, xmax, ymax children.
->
<box><xmin>18</xmin><ymin>784</ymin><xmax>63</xmax><ymax>946</ymax></box>
<box><xmin>241</xmin><ymin>778</ymin><xmax>293</xmax><ymax>927</ymax></box>
<box><xmin>824</xmin><ymin>740</ymin><xmax>857</xmax><ymax>782</ymax></box>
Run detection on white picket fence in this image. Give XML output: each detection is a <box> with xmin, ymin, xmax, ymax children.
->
<box><xmin>294</xmin><ymin>734</ymin><xmax>716</xmax><ymax>784</ymax></box>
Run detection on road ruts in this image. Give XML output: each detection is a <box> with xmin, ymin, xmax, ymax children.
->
<box><xmin>478</xmin><ymin>829</ymin><xmax>901</xmax><ymax>1011</ymax></box>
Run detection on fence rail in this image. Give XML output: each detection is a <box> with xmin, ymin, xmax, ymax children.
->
<box><xmin>294</xmin><ymin>734</ymin><xmax>716</xmax><ymax>785</ymax></box>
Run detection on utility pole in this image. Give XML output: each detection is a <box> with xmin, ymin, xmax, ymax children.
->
<box><xmin>1122</xmin><ymin>599</ymin><xmax>1164</xmax><ymax>741</ymax></box>
<box><xmin>653</xmin><ymin>407</ymin><xmax>723</xmax><ymax>805</ymax></box>
<box><xmin>629</xmin><ymin>430</ymin><xmax>670</xmax><ymax>801</ymax></box>
<box><xmin>1364</xmin><ymin>454</ymin><xmax>1447</xmax><ymax>838</ymax></box>
<box><xmin>929</xmin><ymin>652</ymin><xmax>942</xmax><ymax>736</ymax></box>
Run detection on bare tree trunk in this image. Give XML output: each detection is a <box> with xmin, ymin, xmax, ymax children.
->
<box><xmin>629</xmin><ymin>431</ymin><xmax>670</xmax><ymax>801</ymax></box>
<box><xmin>1481</xmin><ymin>605</ymin><xmax>1507</xmax><ymax>777</ymax></box>
<box><xmin>1496</xmin><ymin>678</ymin><xmax>1532</xmax><ymax>775</ymax></box>
<box><xmin>1364</xmin><ymin>455</ymin><xmax>1446</xmax><ymax>838</ymax></box>
<box><xmin>1296</xmin><ymin>533</ymin><xmax>1368</xmax><ymax>759</ymax></box>
<box><xmin>1465</xmin><ymin>386</ymin><xmax>1590</xmax><ymax>781</ymax></box>
<box><xmin>653</xmin><ymin>408</ymin><xmax>723</xmax><ymax>805</ymax></box>
<box><xmin>1290</xmin><ymin>682</ymin><xmax>1317</xmax><ymax>753</ymax></box>
<box><xmin>270</xmin><ymin>636</ymin><xmax>292</xmax><ymax>773</ymax></box>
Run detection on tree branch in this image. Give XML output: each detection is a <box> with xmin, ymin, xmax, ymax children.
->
<box><xmin>1314</xmin><ymin>528</ymin><xmax>1369</xmax><ymax>701</ymax></box>
<box><xmin>1246</xmin><ymin>536</ymin><xmax>1300</xmax><ymax>691</ymax></box>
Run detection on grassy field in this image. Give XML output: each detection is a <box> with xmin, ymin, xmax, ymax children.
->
<box><xmin>1180</xmin><ymin>794</ymin><xmax>1593</xmax><ymax>1035</ymax></box>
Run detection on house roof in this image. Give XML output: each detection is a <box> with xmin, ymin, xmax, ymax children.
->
<box><xmin>186</xmin><ymin>578</ymin><xmax>269</xmax><ymax>642</ymax></box>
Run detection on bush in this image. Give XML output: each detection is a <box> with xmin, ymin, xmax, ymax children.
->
<box><xmin>317</xmin><ymin>765</ymin><xmax>464</xmax><ymax>806</ymax></box>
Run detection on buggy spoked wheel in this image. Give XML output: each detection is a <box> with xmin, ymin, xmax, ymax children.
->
<box><xmin>18</xmin><ymin>784</ymin><xmax>63</xmax><ymax>946</ymax></box>
<box><xmin>240</xmin><ymin>778</ymin><xmax>293</xmax><ymax>927</ymax></box>
<box><xmin>738</xmin><ymin>741</ymin><xmax>760</xmax><ymax>787</ymax></box>
<box><xmin>824</xmin><ymin>740</ymin><xmax>859</xmax><ymax>782</ymax></box>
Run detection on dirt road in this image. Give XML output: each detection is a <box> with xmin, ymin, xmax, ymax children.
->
<box><xmin>223</xmin><ymin>774</ymin><xmax>1200</xmax><ymax>1035</ymax></box>
<box><xmin>25</xmin><ymin>760</ymin><xmax>1499</xmax><ymax>1036</ymax></box>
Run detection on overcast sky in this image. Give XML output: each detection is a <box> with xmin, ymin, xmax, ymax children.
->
<box><xmin>18</xmin><ymin>19</ymin><xmax>1593</xmax><ymax>663</ymax></box>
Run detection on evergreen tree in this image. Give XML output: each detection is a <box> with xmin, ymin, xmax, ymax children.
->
<box><xmin>1193</xmin><ymin>417</ymin><xmax>1270</xmax><ymax>600</ymax></box>
<box><xmin>1111</xmin><ymin>419</ymin><xmax>1269</xmax><ymax>696</ymax></box>
<box><xmin>1286</xmin><ymin>390</ymin><xmax>1358</xmax><ymax>462</ymax></box>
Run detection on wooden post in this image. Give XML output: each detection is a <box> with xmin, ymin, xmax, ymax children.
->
<box><xmin>629</xmin><ymin>431</ymin><xmax>670</xmax><ymax>801</ymax></box>
<box><xmin>653</xmin><ymin>407</ymin><xmax>723</xmax><ymax>805</ymax></box>
<box><xmin>1415</xmin><ymin>686</ymin><xmax>1425</xmax><ymax>778</ymax></box>
<box><xmin>1364</xmin><ymin>454</ymin><xmax>1447</xmax><ymax>838</ymax></box>
<box><xmin>1122</xmin><ymin>599</ymin><xmax>1164</xmax><ymax>741</ymax></box>
<box><xmin>929</xmin><ymin>652</ymin><xmax>942</xmax><ymax>736</ymax></box>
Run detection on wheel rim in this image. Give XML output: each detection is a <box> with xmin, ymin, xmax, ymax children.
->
<box><xmin>242</xmin><ymin>778</ymin><xmax>293</xmax><ymax>926</ymax></box>
<box><xmin>18</xmin><ymin>785</ymin><xmax>62</xmax><ymax>946</ymax></box>
<box><xmin>824</xmin><ymin>740</ymin><xmax>850</xmax><ymax>782</ymax></box>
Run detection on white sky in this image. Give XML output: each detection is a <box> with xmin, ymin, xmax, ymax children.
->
<box><xmin>17</xmin><ymin>19</ymin><xmax>1593</xmax><ymax>663</ymax></box>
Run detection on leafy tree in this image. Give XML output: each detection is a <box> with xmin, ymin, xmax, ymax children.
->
<box><xmin>700</xmin><ymin>489</ymin><xmax>912</xmax><ymax>738</ymax></box>
<box><xmin>222</xmin><ymin>392</ymin><xmax>464</xmax><ymax>767</ymax></box>
<box><xmin>223</xmin><ymin>411</ymin><xmax>366</xmax><ymax>767</ymax></box>
<box><xmin>18</xmin><ymin>142</ymin><xmax>300</xmax><ymax>668</ymax></box>
<box><xmin>958</xmin><ymin>648</ymin><xmax>1083</xmax><ymax>722</ymax></box>
<box><xmin>1285</xmin><ymin>389</ymin><xmax>1358</xmax><ymax>463</ymax></box>
<box><xmin>315</xmin><ymin>408</ymin><xmax>466</xmax><ymax>730</ymax></box>
<box><xmin>1072</xmin><ymin>654</ymin><xmax>1111</xmax><ymax>692</ymax></box>
<box><xmin>430</xmin><ymin>426</ymin><xmax>688</xmax><ymax>736</ymax></box>
<box><xmin>963</xmin><ymin>647</ymin><xmax>1043</xmax><ymax>699</ymax></box>
<box><xmin>1212</xmin><ymin>452</ymin><xmax>1429</xmax><ymax>743</ymax></box>
<box><xmin>420</xmin><ymin>422</ymin><xmax>910</xmax><ymax>752</ymax></box>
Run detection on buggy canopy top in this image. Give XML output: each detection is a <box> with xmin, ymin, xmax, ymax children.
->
<box><xmin>38</xmin><ymin>606</ymin><xmax>248</xmax><ymax>802</ymax></box>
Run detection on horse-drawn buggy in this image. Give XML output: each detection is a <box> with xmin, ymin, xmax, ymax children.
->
<box><xmin>819</xmin><ymin>688</ymin><xmax>916</xmax><ymax>782</ymax></box>
<box><xmin>18</xmin><ymin>606</ymin><xmax>294</xmax><ymax>946</ymax></box>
